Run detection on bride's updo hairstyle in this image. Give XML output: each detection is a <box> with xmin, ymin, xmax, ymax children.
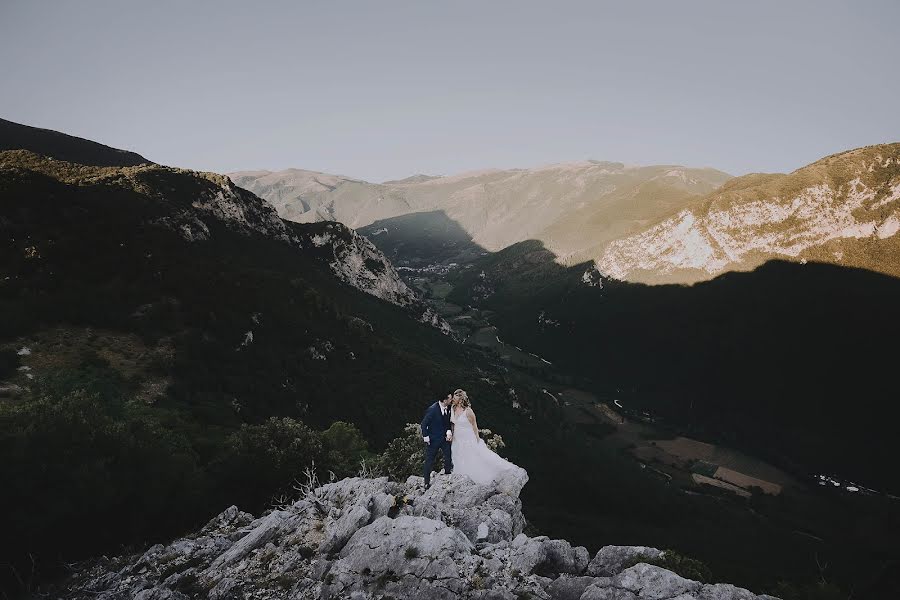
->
<box><xmin>453</xmin><ymin>389</ymin><xmax>470</xmax><ymax>408</ymax></box>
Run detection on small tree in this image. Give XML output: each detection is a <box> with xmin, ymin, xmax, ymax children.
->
<box><xmin>377</xmin><ymin>423</ymin><xmax>430</xmax><ymax>481</ymax></box>
<box><xmin>321</xmin><ymin>421</ymin><xmax>369</xmax><ymax>477</ymax></box>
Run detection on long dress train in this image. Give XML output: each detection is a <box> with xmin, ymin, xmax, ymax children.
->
<box><xmin>450</xmin><ymin>409</ymin><xmax>525</xmax><ymax>484</ymax></box>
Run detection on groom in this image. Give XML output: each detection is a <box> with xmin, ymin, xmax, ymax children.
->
<box><xmin>421</xmin><ymin>393</ymin><xmax>454</xmax><ymax>489</ymax></box>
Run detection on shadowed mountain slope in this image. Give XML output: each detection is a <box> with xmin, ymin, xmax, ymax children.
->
<box><xmin>448</xmin><ymin>238</ymin><xmax>900</xmax><ymax>494</ymax></box>
<box><xmin>0</xmin><ymin>117</ymin><xmax>151</xmax><ymax>167</ymax></box>
<box><xmin>0</xmin><ymin>133</ymin><xmax>561</xmax><ymax>593</ymax></box>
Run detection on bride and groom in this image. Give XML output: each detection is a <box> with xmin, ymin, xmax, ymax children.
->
<box><xmin>420</xmin><ymin>388</ymin><xmax>524</xmax><ymax>489</ymax></box>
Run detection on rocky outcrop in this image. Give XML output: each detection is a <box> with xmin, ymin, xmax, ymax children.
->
<box><xmin>586</xmin><ymin>546</ymin><xmax>664</xmax><ymax>577</ymax></box>
<box><xmin>597</xmin><ymin>143</ymin><xmax>900</xmax><ymax>283</ymax></box>
<box><xmin>149</xmin><ymin>170</ymin><xmax>423</xmax><ymax>312</ymax></box>
<box><xmin>290</xmin><ymin>221</ymin><xmax>455</xmax><ymax>336</ymax></box>
<box><xmin>293</xmin><ymin>221</ymin><xmax>419</xmax><ymax>308</ymax></box>
<box><xmin>53</xmin><ymin>469</ymin><xmax>779</xmax><ymax>600</ymax></box>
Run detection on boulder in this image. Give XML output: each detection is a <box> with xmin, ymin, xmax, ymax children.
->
<box><xmin>208</xmin><ymin>509</ymin><xmax>294</xmax><ymax>570</ymax></box>
<box><xmin>546</xmin><ymin>575</ymin><xmax>608</xmax><ymax>600</ymax></box>
<box><xmin>612</xmin><ymin>563</ymin><xmax>702</xmax><ymax>599</ymax></box>
<box><xmin>573</xmin><ymin>546</ymin><xmax>590</xmax><ymax>574</ymax></box>
<box><xmin>580</xmin><ymin>586</ymin><xmax>639</xmax><ymax>600</ymax></box>
<box><xmin>323</xmin><ymin>515</ymin><xmax>475</xmax><ymax>599</ymax></box>
<box><xmin>542</xmin><ymin>538</ymin><xmax>583</xmax><ymax>575</ymax></box>
<box><xmin>586</xmin><ymin>545</ymin><xmax>665</xmax><ymax>577</ymax></box>
<box><xmin>508</xmin><ymin>534</ymin><xmax>586</xmax><ymax>577</ymax></box>
<box><xmin>318</xmin><ymin>497</ymin><xmax>372</xmax><ymax>554</ymax></box>
<box><xmin>405</xmin><ymin>472</ymin><xmax>526</xmax><ymax>544</ymax></box>
<box><xmin>509</xmin><ymin>534</ymin><xmax>549</xmax><ymax>574</ymax></box>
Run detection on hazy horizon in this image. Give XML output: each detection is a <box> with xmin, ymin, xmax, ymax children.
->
<box><xmin>2</xmin><ymin>0</ymin><xmax>898</xmax><ymax>182</ymax></box>
<box><xmin>227</xmin><ymin>158</ymin><xmax>736</xmax><ymax>184</ymax></box>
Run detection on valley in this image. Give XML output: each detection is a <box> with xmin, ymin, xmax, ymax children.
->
<box><xmin>357</xmin><ymin>203</ymin><xmax>900</xmax><ymax>500</ymax></box>
<box><xmin>357</xmin><ymin>209</ymin><xmax>900</xmax><ymax>596</ymax></box>
<box><xmin>384</xmin><ymin>250</ymin><xmax>803</xmax><ymax>500</ymax></box>
<box><xmin>2</xmin><ymin>119</ymin><xmax>898</xmax><ymax>598</ymax></box>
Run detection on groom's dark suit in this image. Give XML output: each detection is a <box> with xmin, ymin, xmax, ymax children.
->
<box><xmin>421</xmin><ymin>401</ymin><xmax>453</xmax><ymax>487</ymax></box>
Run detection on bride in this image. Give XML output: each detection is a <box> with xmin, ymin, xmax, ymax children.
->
<box><xmin>450</xmin><ymin>388</ymin><xmax>526</xmax><ymax>485</ymax></box>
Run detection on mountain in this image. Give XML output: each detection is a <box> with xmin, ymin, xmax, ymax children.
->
<box><xmin>382</xmin><ymin>173</ymin><xmax>443</xmax><ymax>184</ymax></box>
<box><xmin>49</xmin><ymin>471</ymin><xmax>781</xmax><ymax>600</ymax></box>
<box><xmin>0</xmin><ymin>126</ymin><xmax>563</xmax><ymax>593</ymax></box>
<box><xmin>0</xmin><ymin>117</ymin><xmax>151</xmax><ymax>167</ymax></box>
<box><xmin>230</xmin><ymin>161</ymin><xmax>732</xmax><ymax>265</ymax></box>
<box><xmin>5</xmin><ymin>124</ymin><xmax>898</xmax><ymax>598</ymax></box>
<box><xmin>15</xmin><ymin>122</ymin><xmax>812</xmax><ymax>598</ymax></box>
<box><xmin>597</xmin><ymin>144</ymin><xmax>900</xmax><ymax>283</ymax></box>
<box><xmin>252</xmin><ymin>144</ymin><xmax>900</xmax><ymax>286</ymax></box>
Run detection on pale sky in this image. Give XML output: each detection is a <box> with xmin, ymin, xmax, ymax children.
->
<box><xmin>2</xmin><ymin>0</ymin><xmax>898</xmax><ymax>182</ymax></box>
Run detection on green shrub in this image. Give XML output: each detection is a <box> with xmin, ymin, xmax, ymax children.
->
<box><xmin>0</xmin><ymin>367</ymin><xmax>372</xmax><ymax>595</ymax></box>
<box><xmin>0</xmin><ymin>385</ymin><xmax>208</xmax><ymax>588</ymax></box>
<box><xmin>376</xmin><ymin>423</ymin><xmax>431</xmax><ymax>480</ymax></box>
<box><xmin>212</xmin><ymin>416</ymin><xmax>323</xmax><ymax>507</ymax></box>
<box><xmin>321</xmin><ymin>421</ymin><xmax>370</xmax><ymax>477</ymax></box>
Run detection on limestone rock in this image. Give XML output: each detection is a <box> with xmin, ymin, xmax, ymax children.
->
<box><xmin>546</xmin><ymin>575</ymin><xmax>608</xmax><ymax>600</ymax></box>
<box><xmin>323</xmin><ymin>515</ymin><xmax>474</xmax><ymax>599</ymax></box>
<box><xmin>612</xmin><ymin>563</ymin><xmax>702</xmax><ymax>599</ymax></box>
<box><xmin>573</xmin><ymin>546</ymin><xmax>591</xmax><ymax>574</ymax></box>
<box><xmin>586</xmin><ymin>545</ymin><xmax>665</xmax><ymax>577</ymax></box>
<box><xmin>208</xmin><ymin>509</ymin><xmax>293</xmax><ymax>569</ymax></box>
<box><xmin>48</xmin><ymin>473</ymin><xmax>778</xmax><ymax>600</ymax></box>
<box><xmin>580</xmin><ymin>586</ymin><xmax>639</xmax><ymax>600</ymax></box>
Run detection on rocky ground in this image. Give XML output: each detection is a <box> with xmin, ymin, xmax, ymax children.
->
<box><xmin>51</xmin><ymin>470</ymin><xmax>778</xmax><ymax>599</ymax></box>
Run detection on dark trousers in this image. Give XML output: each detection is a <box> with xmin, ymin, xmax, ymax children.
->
<box><xmin>423</xmin><ymin>439</ymin><xmax>453</xmax><ymax>487</ymax></box>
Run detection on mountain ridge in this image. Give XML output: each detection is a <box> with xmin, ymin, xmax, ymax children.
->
<box><xmin>0</xmin><ymin>117</ymin><xmax>151</xmax><ymax>167</ymax></box>
<box><xmin>229</xmin><ymin>161</ymin><xmax>732</xmax><ymax>264</ymax></box>
<box><xmin>596</xmin><ymin>143</ymin><xmax>900</xmax><ymax>283</ymax></box>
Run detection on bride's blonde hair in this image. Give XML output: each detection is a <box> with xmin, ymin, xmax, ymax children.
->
<box><xmin>453</xmin><ymin>388</ymin><xmax>470</xmax><ymax>408</ymax></box>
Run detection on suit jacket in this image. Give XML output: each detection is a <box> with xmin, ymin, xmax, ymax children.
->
<box><xmin>421</xmin><ymin>402</ymin><xmax>452</xmax><ymax>445</ymax></box>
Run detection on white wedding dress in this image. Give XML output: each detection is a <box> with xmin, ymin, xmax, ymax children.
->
<box><xmin>451</xmin><ymin>409</ymin><xmax>525</xmax><ymax>484</ymax></box>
